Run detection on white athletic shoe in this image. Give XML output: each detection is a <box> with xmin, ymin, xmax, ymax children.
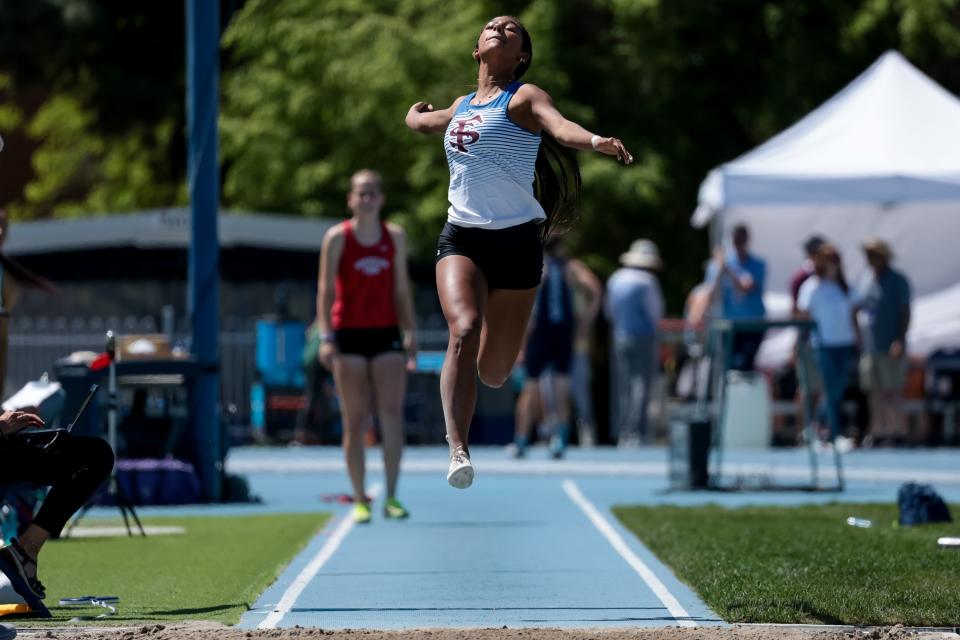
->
<box><xmin>447</xmin><ymin>447</ymin><xmax>475</xmax><ymax>489</ymax></box>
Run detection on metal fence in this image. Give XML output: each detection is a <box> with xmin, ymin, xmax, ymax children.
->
<box><xmin>7</xmin><ymin>316</ymin><xmax>257</xmax><ymax>426</ymax></box>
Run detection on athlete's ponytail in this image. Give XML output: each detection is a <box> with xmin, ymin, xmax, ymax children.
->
<box><xmin>512</xmin><ymin>20</ymin><xmax>582</xmax><ymax>239</ymax></box>
<box><xmin>533</xmin><ymin>133</ymin><xmax>581</xmax><ymax>239</ymax></box>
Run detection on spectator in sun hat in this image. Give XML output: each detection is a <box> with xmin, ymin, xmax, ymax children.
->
<box><xmin>606</xmin><ymin>239</ymin><xmax>664</xmax><ymax>445</ymax></box>
<box><xmin>852</xmin><ymin>237</ymin><xmax>911</xmax><ymax>445</ymax></box>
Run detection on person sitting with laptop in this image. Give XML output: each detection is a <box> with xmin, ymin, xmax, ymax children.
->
<box><xmin>0</xmin><ymin>406</ymin><xmax>113</xmax><ymax>600</ymax></box>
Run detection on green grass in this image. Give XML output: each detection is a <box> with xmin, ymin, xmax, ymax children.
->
<box><xmin>614</xmin><ymin>503</ymin><xmax>960</xmax><ymax>626</ymax></box>
<box><xmin>20</xmin><ymin>512</ymin><xmax>328</xmax><ymax>625</ymax></box>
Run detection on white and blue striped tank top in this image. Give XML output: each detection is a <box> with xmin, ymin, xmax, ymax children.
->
<box><xmin>443</xmin><ymin>81</ymin><xmax>545</xmax><ymax>229</ymax></box>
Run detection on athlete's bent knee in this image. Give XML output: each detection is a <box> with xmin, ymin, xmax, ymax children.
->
<box><xmin>477</xmin><ymin>364</ymin><xmax>511</xmax><ymax>389</ymax></box>
<box><xmin>449</xmin><ymin>313</ymin><xmax>482</xmax><ymax>354</ymax></box>
<box><xmin>70</xmin><ymin>435</ymin><xmax>115</xmax><ymax>480</ymax></box>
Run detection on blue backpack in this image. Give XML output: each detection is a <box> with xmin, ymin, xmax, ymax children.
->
<box><xmin>898</xmin><ymin>483</ymin><xmax>952</xmax><ymax>526</ymax></box>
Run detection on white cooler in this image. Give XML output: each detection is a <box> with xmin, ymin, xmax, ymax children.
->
<box><xmin>720</xmin><ymin>370</ymin><xmax>771</xmax><ymax>449</ymax></box>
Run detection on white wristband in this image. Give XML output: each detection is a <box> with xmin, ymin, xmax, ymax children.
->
<box><xmin>590</xmin><ymin>135</ymin><xmax>602</xmax><ymax>150</ymax></box>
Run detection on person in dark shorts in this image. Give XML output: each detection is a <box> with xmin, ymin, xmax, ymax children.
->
<box><xmin>317</xmin><ymin>169</ymin><xmax>418</xmax><ymax>523</ymax></box>
<box><xmin>510</xmin><ymin>236</ymin><xmax>601</xmax><ymax>458</ymax></box>
<box><xmin>406</xmin><ymin>15</ymin><xmax>633</xmax><ymax>488</ymax></box>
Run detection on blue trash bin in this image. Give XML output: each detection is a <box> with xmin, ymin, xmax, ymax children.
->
<box><xmin>255</xmin><ymin>320</ymin><xmax>306</xmax><ymax>389</ymax></box>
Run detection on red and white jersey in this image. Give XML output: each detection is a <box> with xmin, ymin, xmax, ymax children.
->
<box><xmin>331</xmin><ymin>220</ymin><xmax>397</xmax><ymax>330</ymax></box>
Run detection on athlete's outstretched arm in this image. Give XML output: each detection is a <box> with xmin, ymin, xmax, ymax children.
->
<box><xmin>516</xmin><ymin>85</ymin><xmax>633</xmax><ymax>164</ymax></box>
<box><xmin>405</xmin><ymin>96</ymin><xmax>466</xmax><ymax>135</ymax></box>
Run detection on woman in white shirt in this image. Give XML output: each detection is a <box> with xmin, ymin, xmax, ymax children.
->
<box><xmin>796</xmin><ymin>244</ymin><xmax>860</xmax><ymax>440</ymax></box>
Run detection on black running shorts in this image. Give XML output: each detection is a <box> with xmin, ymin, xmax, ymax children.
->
<box><xmin>335</xmin><ymin>326</ymin><xmax>404</xmax><ymax>359</ymax></box>
<box><xmin>524</xmin><ymin>327</ymin><xmax>575</xmax><ymax>378</ymax></box>
<box><xmin>436</xmin><ymin>220</ymin><xmax>544</xmax><ymax>290</ymax></box>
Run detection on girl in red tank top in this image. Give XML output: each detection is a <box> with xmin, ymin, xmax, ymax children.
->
<box><xmin>316</xmin><ymin>169</ymin><xmax>418</xmax><ymax>523</ymax></box>
<box><xmin>331</xmin><ymin>220</ymin><xmax>398</xmax><ymax>329</ymax></box>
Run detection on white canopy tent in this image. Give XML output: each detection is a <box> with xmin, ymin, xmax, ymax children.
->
<box><xmin>692</xmin><ymin>50</ymin><xmax>960</xmax><ymax>359</ymax></box>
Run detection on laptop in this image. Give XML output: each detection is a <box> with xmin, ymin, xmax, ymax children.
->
<box><xmin>9</xmin><ymin>384</ymin><xmax>100</xmax><ymax>444</ymax></box>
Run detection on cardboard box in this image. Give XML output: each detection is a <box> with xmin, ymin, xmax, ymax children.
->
<box><xmin>117</xmin><ymin>334</ymin><xmax>173</xmax><ymax>361</ymax></box>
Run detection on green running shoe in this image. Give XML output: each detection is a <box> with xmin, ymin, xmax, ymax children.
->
<box><xmin>383</xmin><ymin>497</ymin><xmax>409</xmax><ymax>519</ymax></box>
<box><xmin>352</xmin><ymin>501</ymin><xmax>372</xmax><ymax>524</ymax></box>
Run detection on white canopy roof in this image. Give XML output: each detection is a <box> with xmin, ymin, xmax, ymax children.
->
<box><xmin>5</xmin><ymin>209</ymin><xmax>337</xmax><ymax>255</ymax></box>
<box><xmin>693</xmin><ymin>50</ymin><xmax>960</xmax><ymax>225</ymax></box>
<box><xmin>692</xmin><ymin>50</ymin><xmax>960</xmax><ymax>358</ymax></box>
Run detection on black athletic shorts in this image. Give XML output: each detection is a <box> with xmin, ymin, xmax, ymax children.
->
<box><xmin>335</xmin><ymin>326</ymin><xmax>404</xmax><ymax>359</ymax></box>
<box><xmin>524</xmin><ymin>327</ymin><xmax>575</xmax><ymax>378</ymax></box>
<box><xmin>436</xmin><ymin>220</ymin><xmax>544</xmax><ymax>290</ymax></box>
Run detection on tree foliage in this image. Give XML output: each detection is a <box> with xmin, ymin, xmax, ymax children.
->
<box><xmin>9</xmin><ymin>94</ymin><xmax>185</xmax><ymax>218</ymax></box>
<box><xmin>3</xmin><ymin>0</ymin><xmax>960</xmax><ymax>307</ymax></box>
<box><xmin>220</xmin><ymin>0</ymin><xmax>550</xmax><ymax>254</ymax></box>
<box><xmin>0</xmin><ymin>0</ymin><xmax>192</xmax><ymax>219</ymax></box>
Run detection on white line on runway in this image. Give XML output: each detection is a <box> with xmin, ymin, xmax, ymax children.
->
<box><xmin>562</xmin><ymin>479</ymin><xmax>696</xmax><ymax>628</ymax></box>
<box><xmin>229</xmin><ymin>457</ymin><xmax>960</xmax><ymax>485</ymax></box>
<box><xmin>258</xmin><ymin>483</ymin><xmax>384</xmax><ymax>629</ymax></box>
<box><xmin>231</xmin><ymin>458</ymin><xmax>664</xmax><ymax>476</ymax></box>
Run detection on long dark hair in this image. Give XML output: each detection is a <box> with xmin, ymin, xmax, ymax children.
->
<box><xmin>478</xmin><ymin>18</ymin><xmax>582</xmax><ymax>239</ymax></box>
<box><xmin>814</xmin><ymin>244</ymin><xmax>849</xmax><ymax>293</ymax></box>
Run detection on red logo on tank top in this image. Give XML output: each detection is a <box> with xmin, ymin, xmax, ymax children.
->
<box><xmin>354</xmin><ymin>256</ymin><xmax>390</xmax><ymax>276</ymax></box>
<box><xmin>449</xmin><ymin>114</ymin><xmax>483</xmax><ymax>153</ymax></box>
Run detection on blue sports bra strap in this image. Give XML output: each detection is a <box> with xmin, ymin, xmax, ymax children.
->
<box><xmin>458</xmin><ymin>94</ymin><xmax>476</xmax><ymax>113</ymax></box>
<box><xmin>501</xmin><ymin>81</ymin><xmax>522</xmax><ymax>107</ymax></box>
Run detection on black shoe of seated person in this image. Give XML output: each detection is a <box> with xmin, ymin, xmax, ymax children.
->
<box><xmin>0</xmin><ymin>539</ymin><xmax>45</xmax><ymax>599</ymax></box>
<box><xmin>0</xmin><ymin>622</ymin><xmax>15</xmax><ymax>640</ymax></box>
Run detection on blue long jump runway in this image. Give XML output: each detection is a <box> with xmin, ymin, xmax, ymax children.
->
<box><xmin>233</xmin><ymin>445</ymin><xmax>960</xmax><ymax>630</ymax></box>
<box><xmin>238</xmin><ymin>448</ymin><xmax>719</xmax><ymax>630</ymax></box>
